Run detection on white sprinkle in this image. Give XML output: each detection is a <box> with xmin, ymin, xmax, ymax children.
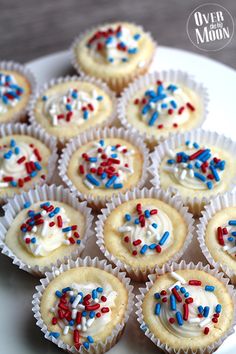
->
<box><xmin>118</xmin><ymin>226</ymin><xmax>132</xmax><ymax>233</ymax></box>
<box><xmin>0</xmin><ymin>182</ymin><xmax>9</xmax><ymax>187</ymax></box>
<box><xmin>32</xmin><ymin>226</ymin><xmax>37</xmax><ymax>233</ymax></box>
<box><xmin>227</xmin><ymin>246</ymin><xmax>236</xmax><ymax>254</ymax></box>
<box><xmin>50</xmin><ymin>307</ymin><xmax>55</xmax><ymax>313</ymax></box>
<box><xmin>41</xmin><ymin>210</ymin><xmax>47</xmax><ymax>216</ymax></box>
<box><xmin>189</xmin><ymin>169</ymin><xmax>194</xmax><ymax>178</ymax></box>
<box><xmin>41</xmin><ymin>220</ymin><xmax>49</xmax><ymax>237</ymax></box>
<box><xmin>63</xmin><ymin>326</ymin><xmax>69</xmax><ymax>335</ymax></box>
<box><xmin>72</xmin><ymin>309</ymin><xmax>77</xmax><ymax>319</ymax></box>
<box><xmin>83</xmin><ymin>179</ymin><xmax>94</xmax><ymax>190</ymax></box>
<box><xmin>81</xmin><ymin>317</ymin><xmax>87</xmax><ymax>332</ymax></box>
<box><xmin>199</xmin><ymin>317</ymin><xmax>212</xmax><ymax>328</ymax></box>
<box><xmin>52</xmin><ymin>115</ymin><xmax>58</xmax><ymax>126</ymax></box>
<box><xmin>188</xmin><ymin>317</ymin><xmax>201</xmax><ymax>323</ymax></box>
<box><xmin>166</xmin><ymin>148</ymin><xmax>175</xmax><ymax>158</ymax></box>
<box><xmin>171</xmin><ymin>272</ymin><xmax>186</xmax><ymax>284</ymax></box>
<box><xmin>86</xmin><ymin>318</ymin><xmax>95</xmax><ymax>327</ymax></box>
<box><xmin>34</xmin><ymin>245</ymin><xmax>41</xmax><ymax>256</ymax></box>
<box><xmin>77</xmin><ymin>304</ymin><xmax>85</xmax><ymax>311</ymax></box>
<box><xmin>76</xmin><ymin>324</ymin><xmax>82</xmax><ymax>330</ymax></box>
<box><xmin>138</xmin><ymin>60</ymin><xmax>146</xmax><ymax>68</ymax></box>
<box><xmin>163</xmin><ymin>166</ymin><xmax>176</xmax><ymax>173</ymax></box>
<box><xmin>72</xmin><ymin>294</ymin><xmax>82</xmax><ymax>308</ymax></box>
<box><xmin>63</xmin><ymin>240</ymin><xmax>70</xmax><ymax>245</ymax></box>
<box><xmin>223</xmin><ymin>245</ymin><xmax>230</xmax><ymax>251</ymax></box>
<box><xmin>180</xmin><ymin>169</ymin><xmax>187</xmax><ymax>180</ymax></box>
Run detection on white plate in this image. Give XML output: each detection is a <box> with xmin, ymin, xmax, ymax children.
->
<box><xmin>1</xmin><ymin>46</ymin><xmax>236</xmax><ymax>354</ymax></box>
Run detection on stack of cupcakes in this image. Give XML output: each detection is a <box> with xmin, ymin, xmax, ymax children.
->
<box><xmin>0</xmin><ymin>20</ymin><xmax>236</xmax><ymax>354</ymax></box>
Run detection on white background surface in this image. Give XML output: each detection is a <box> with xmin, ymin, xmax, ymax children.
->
<box><xmin>0</xmin><ymin>47</ymin><xmax>236</xmax><ymax>354</ymax></box>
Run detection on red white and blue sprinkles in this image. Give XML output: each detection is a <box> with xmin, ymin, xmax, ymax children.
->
<box><xmin>0</xmin><ymin>138</ymin><xmax>45</xmax><ymax>188</ymax></box>
<box><xmin>152</xmin><ymin>272</ymin><xmax>222</xmax><ymax>336</ymax></box>
<box><xmin>20</xmin><ymin>201</ymin><xmax>81</xmax><ymax>256</ymax></box>
<box><xmin>117</xmin><ymin>202</ymin><xmax>172</xmax><ymax>256</ymax></box>
<box><xmin>0</xmin><ymin>72</ymin><xmax>24</xmax><ymax>114</ymax></box>
<box><xmin>163</xmin><ymin>141</ymin><xmax>225</xmax><ymax>190</ymax></box>
<box><xmin>41</xmin><ymin>88</ymin><xmax>104</xmax><ymax>127</ymax></box>
<box><xmin>49</xmin><ymin>283</ymin><xmax>116</xmax><ymax>350</ymax></box>
<box><xmin>78</xmin><ymin>139</ymin><xmax>134</xmax><ymax>190</ymax></box>
<box><xmin>87</xmin><ymin>25</ymin><xmax>141</xmax><ymax>64</ymax></box>
<box><xmin>133</xmin><ymin>81</ymin><xmax>196</xmax><ymax>130</ymax></box>
<box><xmin>217</xmin><ymin>220</ymin><xmax>236</xmax><ymax>257</ymax></box>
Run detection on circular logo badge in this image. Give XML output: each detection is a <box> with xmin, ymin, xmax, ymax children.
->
<box><xmin>186</xmin><ymin>3</ymin><xmax>234</xmax><ymax>51</ymax></box>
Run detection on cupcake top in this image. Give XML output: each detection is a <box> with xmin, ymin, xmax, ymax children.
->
<box><xmin>72</xmin><ymin>22</ymin><xmax>155</xmax><ymax>91</ymax></box>
<box><xmin>40</xmin><ymin>266</ymin><xmax>128</xmax><ymax>350</ymax></box>
<box><xmin>0</xmin><ymin>135</ymin><xmax>52</xmax><ymax>197</ymax></box>
<box><xmin>0</xmin><ymin>68</ymin><xmax>32</xmax><ymax>122</ymax></box>
<box><xmin>4</xmin><ymin>199</ymin><xmax>86</xmax><ymax>269</ymax></box>
<box><xmin>204</xmin><ymin>207</ymin><xmax>236</xmax><ymax>276</ymax></box>
<box><xmin>31</xmin><ymin>78</ymin><xmax>115</xmax><ymax>142</ymax></box>
<box><xmin>152</xmin><ymin>137</ymin><xmax>236</xmax><ymax>202</ymax></box>
<box><xmin>61</xmin><ymin>131</ymin><xmax>147</xmax><ymax>203</ymax></box>
<box><xmin>101</xmin><ymin>197</ymin><xmax>189</xmax><ymax>271</ymax></box>
<box><xmin>119</xmin><ymin>73</ymin><xmax>206</xmax><ymax>147</ymax></box>
<box><xmin>141</xmin><ymin>268</ymin><xmax>234</xmax><ymax>351</ymax></box>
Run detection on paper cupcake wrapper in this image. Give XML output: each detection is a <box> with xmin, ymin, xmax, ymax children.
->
<box><xmin>117</xmin><ymin>70</ymin><xmax>209</xmax><ymax>149</ymax></box>
<box><xmin>70</xmin><ymin>22</ymin><xmax>157</xmax><ymax>94</ymax></box>
<box><xmin>95</xmin><ymin>187</ymin><xmax>194</xmax><ymax>281</ymax></box>
<box><xmin>136</xmin><ymin>260</ymin><xmax>236</xmax><ymax>354</ymax></box>
<box><xmin>0</xmin><ymin>123</ymin><xmax>58</xmax><ymax>202</ymax></box>
<box><xmin>197</xmin><ymin>191</ymin><xmax>236</xmax><ymax>285</ymax></box>
<box><xmin>32</xmin><ymin>256</ymin><xmax>134</xmax><ymax>354</ymax></box>
<box><xmin>58</xmin><ymin>126</ymin><xmax>150</xmax><ymax>208</ymax></box>
<box><xmin>149</xmin><ymin>128</ymin><xmax>236</xmax><ymax>216</ymax></box>
<box><xmin>28</xmin><ymin>75</ymin><xmax>117</xmax><ymax>147</ymax></box>
<box><xmin>0</xmin><ymin>184</ymin><xmax>94</xmax><ymax>276</ymax></box>
<box><xmin>0</xmin><ymin>61</ymin><xmax>37</xmax><ymax>123</ymax></box>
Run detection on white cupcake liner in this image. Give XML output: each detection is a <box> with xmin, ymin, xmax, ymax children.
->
<box><xmin>32</xmin><ymin>256</ymin><xmax>134</xmax><ymax>353</ymax></box>
<box><xmin>58</xmin><ymin>127</ymin><xmax>150</xmax><ymax>208</ymax></box>
<box><xmin>117</xmin><ymin>70</ymin><xmax>209</xmax><ymax>149</ymax></box>
<box><xmin>197</xmin><ymin>191</ymin><xmax>236</xmax><ymax>285</ymax></box>
<box><xmin>0</xmin><ymin>61</ymin><xmax>37</xmax><ymax>123</ymax></box>
<box><xmin>0</xmin><ymin>184</ymin><xmax>94</xmax><ymax>276</ymax></box>
<box><xmin>95</xmin><ymin>187</ymin><xmax>194</xmax><ymax>281</ymax></box>
<box><xmin>136</xmin><ymin>260</ymin><xmax>236</xmax><ymax>354</ymax></box>
<box><xmin>28</xmin><ymin>75</ymin><xmax>117</xmax><ymax>147</ymax></box>
<box><xmin>149</xmin><ymin>128</ymin><xmax>236</xmax><ymax>216</ymax></box>
<box><xmin>70</xmin><ymin>22</ymin><xmax>157</xmax><ymax>94</ymax></box>
<box><xmin>0</xmin><ymin>123</ymin><xmax>58</xmax><ymax>202</ymax></box>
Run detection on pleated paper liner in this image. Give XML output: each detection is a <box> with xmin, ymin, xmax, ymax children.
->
<box><xmin>136</xmin><ymin>261</ymin><xmax>236</xmax><ymax>354</ymax></box>
<box><xmin>70</xmin><ymin>22</ymin><xmax>157</xmax><ymax>94</ymax></box>
<box><xmin>149</xmin><ymin>128</ymin><xmax>236</xmax><ymax>216</ymax></box>
<box><xmin>197</xmin><ymin>192</ymin><xmax>236</xmax><ymax>285</ymax></box>
<box><xmin>95</xmin><ymin>187</ymin><xmax>194</xmax><ymax>281</ymax></box>
<box><xmin>28</xmin><ymin>75</ymin><xmax>117</xmax><ymax>149</ymax></box>
<box><xmin>32</xmin><ymin>256</ymin><xmax>134</xmax><ymax>354</ymax></box>
<box><xmin>58</xmin><ymin>126</ymin><xmax>150</xmax><ymax>209</ymax></box>
<box><xmin>0</xmin><ymin>184</ymin><xmax>93</xmax><ymax>276</ymax></box>
<box><xmin>0</xmin><ymin>61</ymin><xmax>37</xmax><ymax>123</ymax></box>
<box><xmin>0</xmin><ymin>123</ymin><xmax>58</xmax><ymax>203</ymax></box>
<box><xmin>117</xmin><ymin>70</ymin><xmax>209</xmax><ymax>150</ymax></box>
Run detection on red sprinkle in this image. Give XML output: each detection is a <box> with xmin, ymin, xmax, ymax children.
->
<box><xmin>183</xmin><ymin>303</ymin><xmax>189</xmax><ymax>321</ymax></box>
<box><xmin>169</xmin><ymin>317</ymin><xmax>175</xmax><ymax>324</ymax></box>
<box><xmin>101</xmin><ymin>307</ymin><xmax>109</xmax><ymax>313</ymax></box>
<box><xmin>204</xmin><ymin>327</ymin><xmax>210</xmax><ymax>335</ymax></box>
<box><xmin>133</xmin><ymin>239</ymin><xmax>142</xmax><ymax>246</ymax></box>
<box><xmin>185</xmin><ymin>297</ymin><xmax>193</xmax><ymax>304</ymax></box>
<box><xmin>172</xmin><ymin>287</ymin><xmax>182</xmax><ymax>303</ymax></box>
<box><xmin>189</xmin><ymin>280</ymin><xmax>202</xmax><ymax>286</ymax></box>
<box><xmin>33</xmin><ymin>148</ymin><xmax>42</xmax><ymax>161</ymax></box>
<box><xmin>79</xmin><ymin>165</ymin><xmax>85</xmax><ymax>174</ymax></box>
<box><xmin>17</xmin><ymin>156</ymin><xmax>26</xmax><ymax>164</ymax></box>
<box><xmin>156</xmin><ymin>245</ymin><xmax>162</xmax><ymax>253</ymax></box>
<box><xmin>57</xmin><ymin>215</ymin><xmax>62</xmax><ymax>228</ymax></box>
<box><xmin>187</xmin><ymin>102</ymin><xmax>195</xmax><ymax>111</ymax></box>
<box><xmin>52</xmin><ymin>317</ymin><xmax>57</xmax><ymax>325</ymax></box>
<box><xmin>86</xmin><ymin>303</ymin><xmax>100</xmax><ymax>311</ymax></box>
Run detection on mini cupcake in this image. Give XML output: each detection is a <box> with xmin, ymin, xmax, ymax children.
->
<box><xmin>28</xmin><ymin>75</ymin><xmax>117</xmax><ymax>147</ymax></box>
<box><xmin>150</xmin><ymin>129</ymin><xmax>236</xmax><ymax>216</ymax></box>
<box><xmin>136</xmin><ymin>261</ymin><xmax>236</xmax><ymax>354</ymax></box>
<box><xmin>59</xmin><ymin>127</ymin><xmax>149</xmax><ymax>208</ymax></box>
<box><xmin>32</xmin><ymin>257</ymin><xmax>134</xmax><ymax>353</ymax></box>
<box><xmin>71</xmin><ymin>22</ymin><xmax>156</xmax><ymax>93</ymax></box>
<box><xmin>0</xmin><ymin>123</ymin><xmax>57</xmax><ymax>201</ymax></box>
<box><xmin>0</xmin><ymin>184</ymin><xmax>93</xmax><ymax>276</ymax></box>
<box><xmin>0</xmin><ymin>61</ymin><xmax>36</xmax><ymax>123</ymax></box>
<box><xmin>96</xmin><ymin>188</ymin><xmax>194</xmax><ymax>281</ymax></box>
<box><xmin>197</xmin><ymin>192</ymin><xmax>236</xmax><ymax>285</ymax></box>
<box><xmin>118</xmin><ymin>70</ymin><xmax>208</xmax><ymax>149</ymax></box>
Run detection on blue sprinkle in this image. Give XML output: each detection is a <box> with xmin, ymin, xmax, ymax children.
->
<box><xmin>83</xmin><ymin>342</ymin><xmax>89</xmax><ymax>350</ymax></box>
<box><xmin>167</xmin><ymin>159</ymin><xmax>175</xmax><ymax>164</ymax></box>
<box><xmin>215</xmin><ymin>304</ymin><xmax>222</xmax><ymax>313</ymax></box>
<box><xmin>24</xmin><ymin>201</ymin><xmax>31</xmax><ymax>209</ymax></box>
<box><xmin>231</xmin><ymin>231</ymin><xmax>236</xmax><ymax>237</ymax></box>
<box><xmin>69</xmin><ymin>320</ymin><xmax>74</xmax><ymax>326</ymax></box>
<box><xmin>148</xmin><ymin>111</ymin><xmax>159</xmax><ymax>126</ymax></box>
<box><xmin>69</xmin><ymin>296</ymin><xmax>75</xmax><ymax>304</ymax></box>
<box><xmin>194</xmin><ymin>161</ymin><xmax>201</xmax><ymax>168</ymax></box>
<box><xmin>97</xmin><ymin>287</ymin><xmax>103</xmax><ymax>293</ymax></box>
<box><xmin>122</xmin><ymin>58</ymin><xmax>128</xmax><ymax>62</ymax></box>
<box><xmin>10</xmin><ymin>139</ymin><xmax>16</xmax><ymax>147</ymax></box>
<box><xmin>184</xmin><ymin>292</ymin><xmax>189</xmax><ymax>298</ymax></box>
<box><xmin>149</xmin><ymin>243</ymin><xmax>157</xmax><ymax>249</ymax></box>
<box><xmin>152</xmin><ymin>223</ymin><xmax>157</xmax><ymax>229</ymax></box>
<box><xmin>108</xmin><ymin>57</ymin><xmax>114</xmax><ymax>63</ymax></box>
<box><xmin>161</xmin><ymin>103</ymin><xmax>168</xmax><ymax>109</ymax></box>
<box><xmin>170</xmin><ymin>100</ymin><xmax>177</xmax><ymax>109</ymax></box>
<box><xmin>125</xmin><ymin>214</ymin><xmax>131</xmax><ymax>221</ymax></box>
<box><xmin>228</xmin><ymin>236</ymin><xmax>234</xmax><ymax>242</ymax></box>
<box><xmin>229</xmin><ymin>220</ymin><xmax>236</xmax><ymax>226</ymax></box>
<box><xmin>53</xmin><ymin>207</ymin><xmax>60</xmax><ymax>215</ymax></box>
<box><xmin>159</xmin><ymin>231</ymin><xmax>170</xmax><ymax>246</ymax></box>
<box><xmin>87</xmin><ymin>336</ymin><xmax>94</xmax><ymax>343</ymax></box>
<box><xmin>42</xmin><ymin>95</ymin><xmax>47</xmax><ymax>101</ymax></box>
<box><xmin>71</xmin><ymin>91</ymin><xmax>78</xmax><ymax>99</ymax></box>
<box><xmin>99</xmin><ymin>139</ymin><xmax>104</xmax><ymax>146</ymax></box>
<box><xmin>134</xmin><ymin>218</ymin><xmax>140</xmax><ymax>225</ymax></box>
<box><xmin>140</xmin><ymin>244</ymin><xmax>148</xmax><ymax>255</ymax></box>
<box><xmin>89</xmin><ymin>311</ymin><xmax>96</xmax><ymax>318</ymax></box>
<box><xmin>194</xmin><ymin>171</ymin><xmax>206</xmax><ymax>182</ymax></box>
<box><xmin>180</xmin><ymin>287</ymin><xmax>186</xmax><ymax>294</ymax></box>
<box><xmin>111</xmin><ymin>153</ymin><xmax>118</xmax><ymax>158</ymax></box>
<box><xmin>105</xmin><ymin>175</ymin><xmax>117</xmax><ymax>188</ymax></box>
<box><xmin>206</xmin><ymin>181</ymin><xmax>213</xmax><ymax>190</ymax></box>
<box><xmin>82</xmin><ymin>311</ymin><xmax>87</xmax><ymax>317</ymax></box>
<box><xmin>62</xmin><ymin>226</ymin><xmax>71</xmax><ymax>232</ymax></box>
<box><xmin>55</xmin><ymin>290</ymin><xmax>62</xmax><ymax>298</ymax></box>
<box><xmin>101</xmin><ymin>172</ymin><xmax>107</xmax><ymax>180</ymax></box>
<box><xmin>105</xmin><ymin>36</ymin><xmax>113</xmax><ymax>45</ymax></box>
<box><xmin>76</xmin><ymin>240</ymin><xmax>81</xmax><ymax>245</ymax></box>
<box><xmin>14</xmin><ymin>147</ymin><xmax>20</xmax><ymax>155</ymax></box>
<box><xmin>97</xmin><ymin>96</ymin><xmax>103</xmax><ymax>101</ymax></box>
<box><xmin>113</xmin><ymin>183</ymin><xmax>123</xmax><ymax>189</ymax></box>
<box><xmin>205</xmin><ymin>285</ymin><xmax>215</xmax><ymax>292</ymax></box>
<box><xmin>83</xmin><ymin>110</ymin><xmax>89</xmax><ymax>119</ymax></box>
<box><xmin>203</xmin><ymin>306</ymin><xmax>210</xmax><ymax>317</ymax></box>
<box><xmin>155</xmin><ymin>303</ymin><xmax>161</xmax><ymax>315</ymax></box>
<box><xmin>86</xmin><ymin>174</ymin><xmax>100</xmax><ymax>186</ymax></box>
<box><xmin>210</xmin><ymin>165</ymin><xmax>220</xmax><ymax>182</ymax></box>
<box><xmin>144</xmin><ymin>210</ymin><xmax>150</xmax><ymax>218</ymax></box>
<box><xmin>176</xmin><ymin>311</ymin><xmax>183</xmax><ymax>326</ymax></box>
<box><xmin>193</xmin><ymin>142</ymin><xmax>199</xmax><ymax>149</ymax></box>
<box><xmin>62</xmin><ymin>287</ymin><xmax>71</xmax><ymax>293</ymax></box>
<box><xmin>128</xmin><ymin>48</ymin><xmax>137</xmax><ymax>54</ymax></box>
<box><xmin>133</xmin><ymin>33</ymin><xmax>141</xmax><ymax>40</ymax></box>
<box><xmin>65</xmin><ymin>104</ymin><xmax>72</xmax><ymax>111</ymax></box>
<box><xmin>92</xmin><ymin>289</ymin><xmax>97</xmax><ymax>299</ymax></box>
<box><xmin>187</xmin><ymin>163</ymin><xmax>193</xmax><ymax>169</ymax></box>
<box><xmin>175</xmin><ymin>285</ymin><xmax>180</xmax><ymax>290</ymax></box>
<box><xmin>154</xmin><ymin>292</ymin><xmax>160</xmax><ymax>299</ymax></box>
<box><xmin>198</xmin><ymin>306</ymin><xmax>204</xmax><ymax>313</ymax></box>
<box><xmin>142</xmin><ymin>104</ymin><xmax>151</xmax><ymax>115</ymax></box>
<box><xmin>31</xmin><ymin>237</ymin><xmax>36</xmax><ymax>244</ymax></box>
<box><xmin>49</xmin><ymin>332</ymin><xmax>60</xmax><ymax>338</ymax></box>
<box><xmin>34</xmin><ymin>162</ymin><xmax>42</xmax><ymax>170</ymax></box>
<box><xmin>170</xmin><ymin>294</ymin><xmax>176</xmax><ymax>311</ymax></box>
<box><xmin>30</xmin><ymin>171</ymin><xmax>37</xmax><ymax>178</ymax></box>
<box><xmin>89</xmin><ymin>157</ymin><xmax>97</xmax><ymax>162</ymax></box>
